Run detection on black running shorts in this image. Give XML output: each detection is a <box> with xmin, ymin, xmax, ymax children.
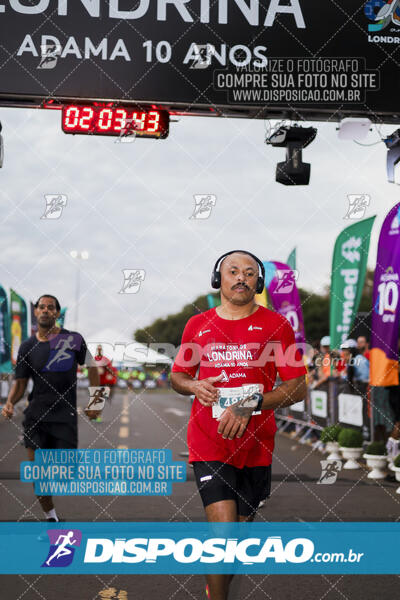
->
<box><xmin>23</xmin><ymin>421</ymin><xmax>78</xmax><ymax>450</ymax></box>
<box><xmin>192</xmin><ymin>460</ymin><xmax>271</xmax><ymax>517</ymax></box>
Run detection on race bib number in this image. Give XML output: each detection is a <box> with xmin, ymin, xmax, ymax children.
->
<box><xmin>212</xmin><ymin>383</ymin><xmax>264</xmax><ymax>419</ymax></box>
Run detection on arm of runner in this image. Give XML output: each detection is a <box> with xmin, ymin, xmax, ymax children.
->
<box><xmin>1</xmin><ymin>378</ymin><xmax>29</xmax><ymax>419</ymax></box>
<box><xmin>170</xmin><ymin>372</ymin><xmax>223</xmax><ymax>406</ymax></box>
<box><xmin>256</xmin><ymin>374</ymin><xmax>307</xmax><ymax>411</ymax></box>
<box><xmin>217</xmin><ymin>375</ymin><xmax>306</xmax><ymax>440</ymax></box>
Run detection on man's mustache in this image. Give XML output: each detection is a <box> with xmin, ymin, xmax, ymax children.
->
<box><xmin>232</xmin><ymin>283</ymin><xmax>250</xmax><ymax>290</ymax></box>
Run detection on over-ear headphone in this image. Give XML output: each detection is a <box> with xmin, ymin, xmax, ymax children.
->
<box><xmin>211</xmin><ymin>250</ymin><xmax>265</xmax><ymax>294</ymax></box>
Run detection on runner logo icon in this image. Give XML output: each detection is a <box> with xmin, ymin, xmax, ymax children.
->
<box><xmin>42</xmin><ymin>529</ymin><xmax>82</xmax><ymax>568</ymax></box>
<box><xmin>42</xmin><ymin>333</ymin><xmax>81</xmax><ymax>372</ymax></box>
<box><xmin>41</xmin><ymin>194</ymin><xmax>67</xmax><ymax>219</ymax></box>
<box><xmin>119</xmin><ymin>269</ymin><xmax>146</xmax><ymax>294</ymax></box>
<box><xmin>344</xmin><ymin>195</ymin><xmax>370</xmax><ymax>220</ymax></box>
<box><xmin>275</xmin><ymin>270</ymin><xmax>298</xmax><ymax>294</ymax></box>
<box><xmin>190</xmin><ymin>195</ymin><xmax>217</xmax><ymax>220</ymax></box>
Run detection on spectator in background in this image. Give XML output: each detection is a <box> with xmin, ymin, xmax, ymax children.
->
<box><xmin>339</xmin><ymin>339</ymin><xmax>369</xmax><ymax>386</ymax></box>
<box><xmin>313</xmin><ymin>335</ymin><xmax>331</xmax><ymax>389</ymax></box>
<box><xmin>331</xmin><ymin>350</ymin><xmax>346</xmax><ymax>377</ymax></box>
<box><xmin>357</xmin><ymin>336</ymin><xmax>370</xmax><ymax>361</ymax></box>
<box><xmin>306</xmin><ymin>342</ymin><xmax>320</xmax><ymax>379</ymax></box>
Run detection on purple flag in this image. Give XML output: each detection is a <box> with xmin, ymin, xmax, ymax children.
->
<box><xmin>370</xmin><ymin>203</ymin><xmax>400</xmax><ymax>386</ymax></box>
<box><xmin>267</xmin><ymin>261</ymin><xmax>306</xmax><ymax>347</ymax></box>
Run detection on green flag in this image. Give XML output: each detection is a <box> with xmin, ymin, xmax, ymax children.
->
<box><xmin>10</xmin><ymin>289</ymin><xmax>28</xmax><ymax>367</ymax></box>
<box><xmin>0</xmin><ymin>285</ymin><xmax>11</xmax><ymax>373</ymax></box>
<box><xmin>207</xmin><ymin>294</ymin><xmax>220</xmax><ymax>309</ymax></box>
<box><xmin>329</xmin><ymin>217</ymin><xmax>375</xmax><ymax>351</ymax></box>
<box><xmin>287</xmin><ymin>247</ymin><xmax>297</xmax><ymax>271</ymax></box>
<box><xmin>207</xmin><ymin>294</ymin><xmax>216</xmax><ymax>309</ymax></box>
<box><xmin>56</xmin><ymin>307</ymin><xmax>67</xmax><ymax>328</ymax></box>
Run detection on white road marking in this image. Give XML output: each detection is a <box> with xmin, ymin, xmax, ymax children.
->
<box><xmin>119</xmin><ymin>426</ymin><xmax>129</xmax><ymax>438</ymax></box>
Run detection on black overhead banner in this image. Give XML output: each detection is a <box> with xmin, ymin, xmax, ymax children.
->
<box><xmin>0</xmin><ymin>0</ymin><xmax>399</xmax><ymax>121</ymax></box>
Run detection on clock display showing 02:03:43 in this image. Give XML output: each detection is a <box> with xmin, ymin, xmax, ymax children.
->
<box><xmin>61</xmin><ymin>104</ymin><xmax>169</xmax><ymax>139</ymax></box>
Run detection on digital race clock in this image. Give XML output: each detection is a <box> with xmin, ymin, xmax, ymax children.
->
<box><xmin>61</xmin><ymin>104</ymin><xmax>169</xmax><ymax>139</ymax></box>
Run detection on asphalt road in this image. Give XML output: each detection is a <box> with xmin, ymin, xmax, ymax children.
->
<box><xmin>0</xmin><ymin>387</ymin><xmax>399</xmax><ymax>599</ymax></box>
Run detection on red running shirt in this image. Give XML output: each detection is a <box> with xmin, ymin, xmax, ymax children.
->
<box><xmin>172</xmin><ymin>306</ymin><xmax>307</xmax><ymax>468</ymax></box>
<box><xmin>94</xmin><ymin>355</ymin><xmax>114</xmax><ymax>386</ymax></box>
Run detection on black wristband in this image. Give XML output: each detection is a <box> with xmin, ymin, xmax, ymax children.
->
<box><xmin>253</xmin><ymin>392</ymin><xmax>263</xmax><ymax>411</ymax></box>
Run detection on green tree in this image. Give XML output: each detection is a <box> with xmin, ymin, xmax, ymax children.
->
<box><xmin>134</xmin><ymin>293</ymin><xmax>219</xmax><ymax>351</ymax></box>
<box><xmin>357</xmin><ymin>268</ymin><xmax>374</xmax><ymax>313</ymax></box>
<box><xmin>298</xmin><ymin>287</ymin><xmax>329</xmax><ymax>343</ymax></box>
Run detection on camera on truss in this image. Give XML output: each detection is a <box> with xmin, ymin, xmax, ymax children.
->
<box><xmin>266</xmin><ymin>125</ymin><xmax>317</xmax><ymax>186</ymax></box>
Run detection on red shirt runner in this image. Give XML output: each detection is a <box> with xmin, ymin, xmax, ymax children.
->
<box><xmin>172</xmin><ymin>306</ymin><xmax>306</xmax><ymax>468</ymax></box>
<box><xmin>94</xmin><ymin>355</ymin><xmax>117</xmax><ymax>386</ymax></box>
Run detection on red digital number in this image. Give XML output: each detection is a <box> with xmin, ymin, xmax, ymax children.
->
<box><xmin>79</xmin><ymin>106</ymin><xmax>94</xmax><ymax>130</ymax></box>
<box><xmin>98</xmin><ymin>108</ymin><xmax>113</xmax><ymax>131</ymax></box>
<box><xmin>147</xmin><ymin>111</ymin><xmax>160</xmax><ymax>132</ymax></box>
<box><xmin>131</xmin><ymin>112</ymin><xmax>146</xmax><ymax>131</ymax></box>
<box><xmin>114</xmin><ymin>108</ymin><xmax>127</xmax><ymax>132</ymax></box>
<box><xmin>64</xmin><ymin>106</ymin><xmax>80</xmax><ymax>129</ymax></box>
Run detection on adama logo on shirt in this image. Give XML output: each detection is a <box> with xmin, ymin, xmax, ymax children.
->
<box><xmin>248</xmin><ymin>325</ymin><xmax>262</xmax><ymax>331</ymax></box>
<box><xmin>198</xmin><ymin>329</ymin><xmax>211</xmax><ymax>337</ymax></box>
<box><xmin>220</xmin><ymin>369</ymin><xmax>245</xmax><ymax>381</ymax></box>
<box><xmin>220</xmin><ymin>370</ymin><xmax>229</xmax><ymax>382</ymax></box>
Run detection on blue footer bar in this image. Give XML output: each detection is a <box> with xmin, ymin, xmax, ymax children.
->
<box><xmin>0</xmin><ymin>522</ymin><xmax>398</xmax><ymax>574</ymax></box>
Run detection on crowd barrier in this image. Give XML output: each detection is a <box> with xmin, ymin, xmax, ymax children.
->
<box><xmin>275</xmin><ymin>377</ymin><xmax>381</xmax><ymax>442</ymax></box>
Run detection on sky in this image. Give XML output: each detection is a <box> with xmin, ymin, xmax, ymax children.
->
<box><xmin>0</xmin><ymin>105</ymin><xmax>399</xmax><ymax>347</ymax></box>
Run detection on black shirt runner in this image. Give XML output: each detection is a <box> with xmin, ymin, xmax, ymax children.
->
<box><xmin>15</xmin><ymin>329</ymin><xmax>89</xmax><ymax>437</ymax></box>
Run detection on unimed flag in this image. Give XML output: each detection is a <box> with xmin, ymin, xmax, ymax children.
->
<box><xmin>329</xmin><ymin>217</ymin><xmax>375</xmax><ymax>351</ymax></box>
<box><xmin>370</xmin><ymin>204</ymin><xmax>400</xmax><ymax>386</ymax></box>
<box><xmin>0</xmin><ymin>285</ymin><xmax>11</xmax><ymax>373</ymax></box>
